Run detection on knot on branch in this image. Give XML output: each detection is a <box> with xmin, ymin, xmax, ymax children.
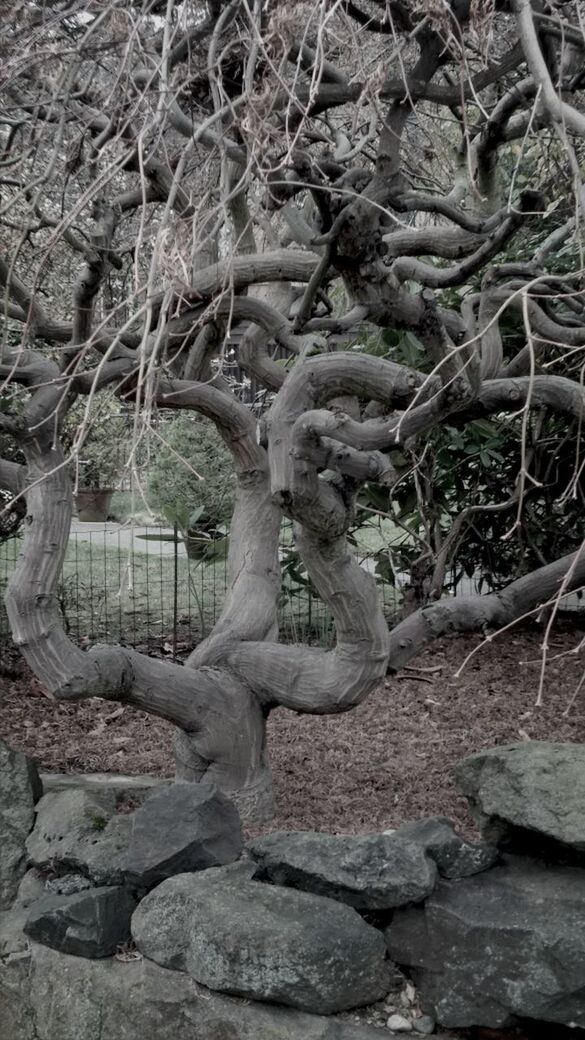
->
<box><xmin>54</xmin><ymin>645</ymin><xmax>134</xmax><ymax>702</ymax></box>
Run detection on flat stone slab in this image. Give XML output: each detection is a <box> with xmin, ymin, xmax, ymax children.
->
<box><xmin>0</xmin><ymin>739</ymin><xmax>42</xmax><ymax>909</ymax></box>
<box><xmin>247</xmin><ymin>831</ymin><xmax>437</xmax><ymax>909</ymax></box>
<box><xmin>387</xmin><ymin>854</ymin><xmax>585</xmax><ymax>1029</ymax></box>
<box><xmin>24</xmin><ymin>886</ymin><xmax>136</xmax><ymax>958</ymax></box>
<box><xmin>131</xmin><ymin>867</ymin><xmax>389</xmax><ymax>1014</ymax></box>
<box><xmin>456</xmin><ymin>742</ymin><xmax>585</xmax><ymax>854</ymax></box>
<box><xmin>40</xmin><ymin>772</ymin><xmax>170</xmax><ymax>797</ymax></box>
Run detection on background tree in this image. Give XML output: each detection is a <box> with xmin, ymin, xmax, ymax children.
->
<box><xmin>2</xmin><ymin>0</ymin><xmax>585</xmax><ymax>820</ymax></box>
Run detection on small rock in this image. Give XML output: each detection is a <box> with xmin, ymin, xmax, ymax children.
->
<box><xmin>24</xmin><ymin>885</ymin><xmax>136</xmax><ymax>958</ymax></box>
<box><xmin>387</xmin><ymin>1014</ymin><xmax>412</xmax><ymax>1032</ymax></box>
<box><xmin>404</xmin><ymin>982</ymin><xmax>416</xmax><ymax>1004</ymax></box>
<box><xmin>122</xmin><ymin>782</ymin><xmax>243</xmax><ymax>889</ymax></box>
<box><xmin>247</xmin><ymin>830</ymin><xmax>437</xmax><ymax>909</ymax></box>
<box><xmin>45</xmin><ymin>874</ymin><xmax>93</xmax><ymax>896</ymax></box>
<box><xmin>413</xmin><ymin>1014</ymin><xmax>435</xmax><ymax>1035</ymax></box>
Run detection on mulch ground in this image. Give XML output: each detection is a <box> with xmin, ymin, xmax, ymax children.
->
<box><xmin>2</xmin><ymin>619</ymin><xmax>585</xmax><ymax>840</ymax></box>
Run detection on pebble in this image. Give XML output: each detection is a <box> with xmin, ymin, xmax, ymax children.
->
<box><xmin>387</xmin><ymin>1014</ymin><xmax>413</xmax><ymax>1032</ymax></box>
<box><xmin>45</xmin><ymin>874</ymin><xmax>92</xmax><ymax>896</ymax></box>
<box><xmin>413</xmin><ymin>1015</ymin><xmax>435</xmax><ymax>1035</ymax></box>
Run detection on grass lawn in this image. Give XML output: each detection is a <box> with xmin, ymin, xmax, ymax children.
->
<box><xmin>0</xmin><ymin>519</ymin><xmax>404</xmax><ymax>648</ymax></box>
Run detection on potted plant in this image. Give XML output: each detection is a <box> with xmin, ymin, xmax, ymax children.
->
<box><xmin>74</xmin><ymin>458</ymin><xmax>118</xmax><ymax>523</ymax></box>
<box><xmin>63</xmin><ymin>397</ymin><xmax>124</xmax><ymax>523</ymax></box>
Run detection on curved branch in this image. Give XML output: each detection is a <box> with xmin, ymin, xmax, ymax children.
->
<box><xmin>387</xmin><ymin>546</ymin><xmax>585</xmax><ymax>670</ymax></box>
<box><xmin>266</xmin><ymin>351</ymin><xmax>435</xmax><ymax>506</ymax></box>
<box><xmin>222</xmin><ymin>525</ymin><xmax>390</xmax><ymax>714</ymax></box>
<box><xmin>390</xmin><ymin>210</ymin><xmax>528</xmax><ymax>289</ymax></box>
<box><xmin>512</xmin><ymin>0</ymin><xmax>585</xmax><ymax>138</ymax></box>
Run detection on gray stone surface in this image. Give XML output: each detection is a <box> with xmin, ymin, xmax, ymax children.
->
<box><xmin>247</xmin><ymin>831</ymin><xmax>437</xmax><ymax>909</ymax></box>
<box><xmin>413</xmin><ymin>1015</ymin><xmax>436</xmax><ymax>1035</ymax></box>
<box><xmin>394</xmin><ymin>816</ymin><xmax>498</xmax><ymax>878</ymax></box>
<box><xmin>132</xmin><ymin>867</ymin><xmax>389</xmax><ymax>1014</ymax></box>
<box><xmin>0</xmin><ymin>738</ymin><xmax>42</xmax><ymax>909</ymax></box>
<box><xmin>456</xmin><ymin>742</ymin><xmax>585</xmax><ymax>853</ymax></box>
<box><xmin>45</xmin><ymin>874</ymin><xmax>93</xmax><ymax>896</ymax></box>
<box><xmin>387</xmin><ymin>855</ymin><xmax>585</xmax><ymax>1029</ymax></box>
<box><xmin>15</xmin><ymin>868</ymin><xmax>46</xmax><ymax>907</ymax></box>
<box><xmin>24</xmin><ymin>886</ymin><xmax>136</xmax><ymax>958</ymax></box>
<box><xmin>25</xmin><ymin>788</ymin><xmax>132</xmax><ymax>885</ymax></box>
<box><xmin>0</xmin><ymin>933</ymin><xmax>420</xmax><ymax>1040</ymax></box>
<box><xmin>0</xmin><ymin>903</ymin><xmax>30</xmax><ymax>958</ymax></box>
<box><xmin>26</xmin><ymin>782</ymin><xmax>243</xmax><ymax>891</ymax></box>
<box><xmin>122</xmin><ymin>781</ymin><xmax>243</xmax><ymax>889</ymax></box>
<box><xmin>40</xmin><ymin>772</ymin><xmax>169</xmax><ymax>797</ymax></box>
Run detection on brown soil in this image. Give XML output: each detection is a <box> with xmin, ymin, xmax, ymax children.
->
<box><xmin>2</xmin><ymin>620</ymin><xmax>585</xmax><ymax>839</ymax></box>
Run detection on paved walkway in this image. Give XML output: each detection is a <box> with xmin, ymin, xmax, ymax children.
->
<box><xmin>69</xmin><ymin>521</ymin><xmax>187</xmax><ymax>557</ymax></box>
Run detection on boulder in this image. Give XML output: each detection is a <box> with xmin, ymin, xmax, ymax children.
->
<box><xmin>247</xmin><ymin>831</ymin><xmax>437</xmax><ymax>909</ymax></box>
<box><xmin>26</xmin><ymin>782</ymin><xmax>243</xmax><ymax>891</ymax></box>
<box><xmin>386</xmin><ymin>855</ymin><xmax>585</xmax><ymax>1029</ymax></box>
<box><xmin>122</xmin><ymin>781</ymin><xmax>243</xmax><ymax>889</ymax></box>
<box><xmin>25</xmin><ymin>788</ymin><xmax>130</xmax><ymax>885</ymax></box>
<box><xmin>0</xmin><ymin>738</ymin><xmax>42</xmax><ymax>908</ymax></box>
<box><xmin>131</xmin><ymin>866</ymin><xmax>389</xmax><ymax>1014</ymax></box>
<box><xmin>456</xmin><ymin>742</ymin><xmax>585</xmax><ymax>855</ymax></box>
<box><xmin>393</xmin><ymin>817</ymin><xmax>498</xmax><ymax>878</ymax></box>
<box><xmin>24</xmin><ymin>886</ymin><xmax>137</xmax><ymax>958</ymax></box>
<box><xmin>0</xmin><ymin>940</ymin><xmax>418</xmax><ymax>1040</ymax></box>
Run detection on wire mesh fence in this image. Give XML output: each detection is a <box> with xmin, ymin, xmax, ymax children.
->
<box><xmin>0</xmin><ymin>521</ymin><xmax>401</xmax><ymax>653</ymax></box>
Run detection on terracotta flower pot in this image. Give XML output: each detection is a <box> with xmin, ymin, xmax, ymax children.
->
<box><xmin>74</xmin><ymin>488</ymin><xmax>115</xmax><ymax>523</ymax></box>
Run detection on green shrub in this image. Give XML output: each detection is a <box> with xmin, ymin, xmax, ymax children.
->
<box><xmin>148</xmin><ymin>416</ymin><xmax>235</xmax><ymax>537</ymax></box>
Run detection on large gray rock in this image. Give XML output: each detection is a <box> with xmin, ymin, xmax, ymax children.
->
<box><xmin>25</xmin><ymin>788</ymin><xmax>131</xmax><ymax>885</ymax></box>
<box><xmin>122</xmin><ymin>782</ymin><xmax>243</xmax><ymax>889</ymax></box>
<box><xmin>247</xmin><ymin>831</ymin><xmax>437</xmax><ymax>909</ymax></box>
<box><xmin>24</xmin><ymin>886</ymin><xmax>137</xmax><ymax>958</ymax></box>
<box><xmin>387</xmin><ymin>855</ymin><xmax>585</xmax><ymax>1029</ymax></box>
<box><xmin>0</xmin><ymin>938</ymin><xmax>419</xmax><ymax>1040</ymax></box>
<box><xmin>0</xmin><ymin>739</ymin><xmax>42</xmax><ymax>908</ymax></box>
<box><xmin>456</xmin><ymin>742</ymin><xmax>585</xmax><ymax>854</ymax></box>
<box><xmin>25</xmin><ymin>782</ymin><xmax>243</xmax><ymax>891</ymax></box>
<box><xmin>393</xmin><ymin>817</ymin><xmax>498</xmax><ymax>879</ymax></box>
<box><xmin>131</xmin><ymin>867</ymin><xmax>389</xmax><ymax>1014</ymax></box>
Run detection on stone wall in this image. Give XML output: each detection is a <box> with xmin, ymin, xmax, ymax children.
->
<box><xmin>2</xmin><ymin>739</ymin><xmax>585</xmax><ymax>1037</ymax></box>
